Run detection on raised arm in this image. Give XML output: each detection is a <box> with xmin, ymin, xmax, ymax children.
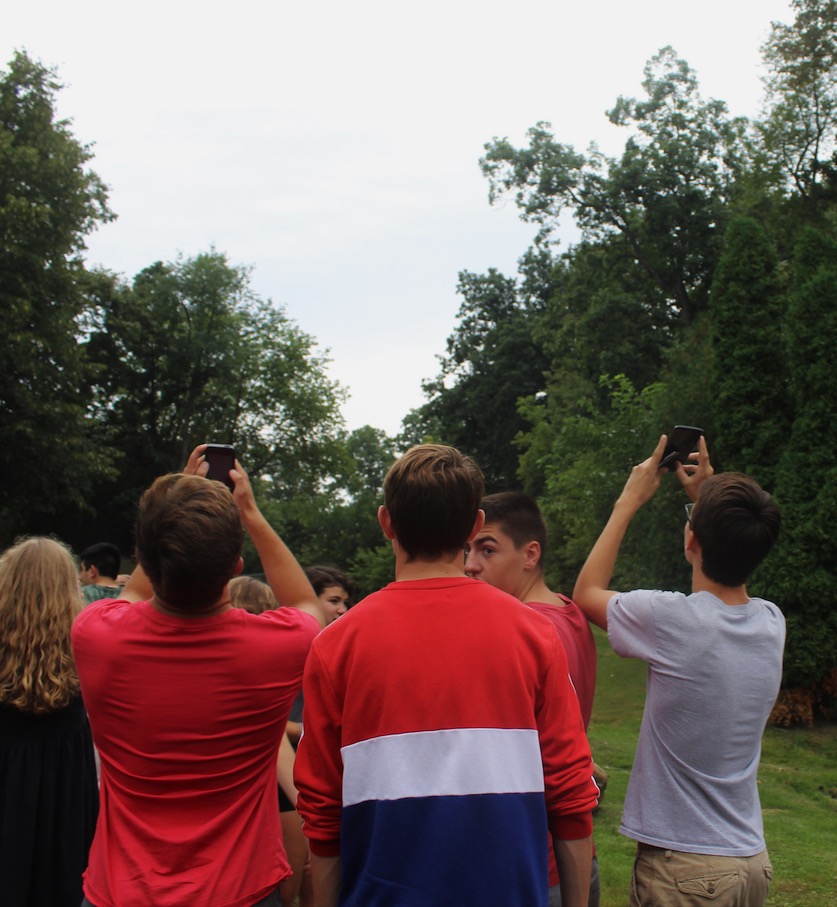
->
<box><xmin>573</xmin><ymin>435</ymin><xmax>668</xmax><ymax>629</ymax></box>
<box><xmin>119</xmin><ymin>565</ymin><xmax>153</xmax><ymax>602</ymax></box>
<box><xmin>228</xmin><ymin>462</ymin><xmax>327</xmax><ymax>628</ymax></box>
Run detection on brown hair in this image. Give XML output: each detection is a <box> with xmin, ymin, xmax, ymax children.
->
<box><xmin>481</xmin><ymin>492</ymin><xmax>548</xmax><ymax>568</ymax></box>
<box><xmin>0</xmin><ymin>537</ymin><xmax>83</xmax><ymax>714</ymax></box>
<box><xmin>229</xmin><ymin>576</ymin><xmax>278</xmax><ymax>615</ymax></box>
<box><xmin>134</xmin><ymin>474</ymin><xmax>244</xmax><ymax>610</ymax></box>
<box><xmin>691</xmin><ymin>473</ymin><xmax>781</xmax><ymax>587</ymax></box>
<box><xmin>304</xmin><ymin>565</ymin><xmax>354</xmax><ymax>602</ymax></box>
<box><xmin>383</xmin><ymin>444</ymin><xmax>484</xmax><ymax>560</ymax></box>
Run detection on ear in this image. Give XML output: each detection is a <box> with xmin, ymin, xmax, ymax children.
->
<box><xmin>88</xmin><ymin>564</ymin><xmax>100</xmax><ymax>581</ymax></box>
<box><xmin>684</xmin><ymin>527</ymin><xmax>702</xmax><ymax>571</ymax></box>
<box><xmin>522</xmin><ymin>540</ymin><xmax>541</xmax><ymax>571</ymax></box>
<box><xmin>233</xmin><ymin>557</ymin><xmax>244</xmax><ymax>577</ymax></box>
<box><xmin>378</xmin><ymin>505</ymin><xmax>395</xmax><ymax>540</ymax></box>
<box><xmin>466</xmin><ymin>509</ymin><xmax>486</xmax><ymax>543</ymax></box>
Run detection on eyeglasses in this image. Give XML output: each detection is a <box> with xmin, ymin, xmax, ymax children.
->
<box><xmin>684</xmin><ymin>503</ymin><xmax>694</xmax><ymax>527</ymax></box>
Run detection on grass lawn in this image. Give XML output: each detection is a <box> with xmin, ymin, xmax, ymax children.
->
<box><xmin>587</xmin><ymin>627</ymin><xmax>837</xmax><ymax>907</ymax></box>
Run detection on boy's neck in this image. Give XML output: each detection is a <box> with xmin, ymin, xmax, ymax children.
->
<box><xmin>393</xmin><ymin>551</ymin><xmax>467</xmax><ymax>582</ymax></box>
<box><xmin>691</xmin><ymin>567</ymin><xmax>749</xmax><ymax>606</ymax></box>
<box><xmin>518</xmin><ymin>574</ymin><xmax>568</xmax><ymax>606</ymax></box>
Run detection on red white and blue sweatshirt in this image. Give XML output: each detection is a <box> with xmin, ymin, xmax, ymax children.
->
<box><xmin>294</xmin><ymin>577</ymin><xmax>597</xmax><ymax>907</ymax></box>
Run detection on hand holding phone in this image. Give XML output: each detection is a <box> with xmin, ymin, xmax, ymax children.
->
<box><xmin>203</xmin><ymin>444</ymin><xmax>237</xmax><ymax>491</ymax></box>
<box><xmin>659</xmin><ymin>426</ymin><xmax>703</xmax><ymax>472</ymax></box>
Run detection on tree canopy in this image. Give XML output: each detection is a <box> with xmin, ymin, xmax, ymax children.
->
<box><xmin>0</xmin><ymin>51</ymin><xmax>114</xmax><ymax>541</ymax></box>
<box><xmin>409</xmin><ymin>0</ymin><xmax>837</xmax><ymax>719</ymax></box>
<box><xmin>3</xmin><ymin>1</ymin><xmax>837</xmax><ymax>716</ymax></box>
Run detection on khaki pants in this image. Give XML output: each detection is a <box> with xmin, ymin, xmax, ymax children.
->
<box><xmin>630</xmin><ymin>843</ymin><xmax>772</xmax><ymax>907</ymax></box>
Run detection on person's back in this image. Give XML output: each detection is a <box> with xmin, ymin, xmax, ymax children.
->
<box><xmin>299</xmin><ymin>576</ymin><xmax>592</xmax><ymax>906</ymax></box>
<box><xmin>74</xmin><ymin>601</ymin><xmax>313</xmax><ymax>905</ymax></box>
<box><xmin>526</xmin><ymin>598</ymin><xmax>596</xmax><ymax>725</ymax></box>
<box><xmin>72</xmin><ymin>448</ymin><xmax>324</xmax><ymax>907</ymax></box>
<box><xmin>609</xmin><ymin>587</ymin><xmax>783</xmax><ymax>852</ymax></box>
<box><xmin>295</xmin><ymin>444</ymin><xmax>598</xmax><ymax>907</ymax></box>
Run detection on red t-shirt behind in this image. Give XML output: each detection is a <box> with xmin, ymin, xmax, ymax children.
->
<box><xmin>526</xmin><ymin>597</ymin><xmax>598</xmax><ymax>889</ymax></box>
<box><xmin>526</xmin><ymin>598</ymin><xmax>597</xmax><ymax>729</ymax></box>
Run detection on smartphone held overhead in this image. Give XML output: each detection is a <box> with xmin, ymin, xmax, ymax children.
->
<box><xmin>204</xmin><ymin>444</ymin><xmax>236</xmax><ymax>490</ymax></box>
<box><xmin>659</xmin><ymin>426</ymin><xmax>703</xmax><ymax>471</ymax></box>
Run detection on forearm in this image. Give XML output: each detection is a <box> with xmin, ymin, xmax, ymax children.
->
<box><xmin>573</xmin><ymin>499</ymin><xmax>635</xmax><ymax>629</ymax></box>
<box><xmin>554</xmin><ymin>835</ymin><xmax>593</xmax><ymax>907</ymax></box>
<box><xmin>285</xmin><ymin>719</ymin><xmax>302</xmax><ymax>747</ymax></box>
<box><xmin>311</xmin><ymin>854</ymin><xmax>341</xmax><ymax>907</ymax></box>
<box><xmin>240</xmin><ymin>504</ymin><xmax>324</xmax><ymax>625</ymax></box>
<box><xmin>120</xmin><ymin>564</ymin><xmax>153</xmax><ymax>602</ymax></box>
<box><xmin>276</xmin><ymin>733</ymin><xmax>298</xmax><ymax>805</ymax></box>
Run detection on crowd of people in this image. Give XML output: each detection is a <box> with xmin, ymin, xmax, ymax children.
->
<box><xmin>0</xmin><ymin>435</ymin><xmax>784</xmax><ymax>907</ymax></box>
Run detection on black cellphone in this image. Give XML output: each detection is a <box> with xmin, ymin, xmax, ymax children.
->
<box><xmin>659</xmin><ymin>426</ymin><xmax>703</xmax><ymax>472</ymax></box>
<box><xmin>203</xmin><ymin>444</ymin><xmax>236</xmax><ymax>490</ymax></box>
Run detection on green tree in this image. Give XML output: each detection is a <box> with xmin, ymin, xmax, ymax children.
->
<box><xmin>762</xmin><ymin>226</ymin><xmax>837</xmax><ymax>689</ymax></box>
<box><xmin>533</xmin><ymin>375</ymin><xmax>693</xmax><ymax>595</ymax></box>
<box><xmin>759</xmin><ymin>0</ymin><xmax>837</xmax><ymax>212</ymax></box>
<box><xmin>708</xmin><ymin>217</ymin><xmax>790</xmax><ymax>488</ymax></box>
<box><xmin>413</xmin><ymin>266</ymin><xmax>550</xmax><ymax>489</ymax></box>
<box><xmin>482</xmin><ymin>47</ymin><xmax>749</xmax><ymax>326</ymax></box>
<box><xmin>269</xmin><ymin>424</ymin><xmax>397</xmax><ymax>592</ymax></box>
<box><xmin>84</xmin><ymin>250</ymin><xmax>348</xmax><ymax>549</ymax></box>
<box><xmin>0</xmin><ymin>51</ymin><xmax>113</xmax><ymax>542</ymax></box>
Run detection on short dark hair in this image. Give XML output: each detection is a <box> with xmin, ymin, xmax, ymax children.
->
<box><xmin>79</xmin><ymin>542</ymin><xmax>121</xmax><ymax>579</ymax></box>
<box><xmin>480</xmin><ymin>492</ymin><xmax>547</xmax><ymax>568</ymax></box>
<box><xmin>690</xmin><ymin>473</ymin><xmax>781</xmax><ymax>587</ymax></box>
<box><xmin>134</xmin><ymin>474</ymin><xmax>244</xmax><ymax>610</ymax></box>
<box><xmin>383</xmin><ymin>444</ymin><xmax>484</xmax><ymax>560</ymax></box>
<box><xmin>304</xmin><ymin>565</ymin><xmax>354</xmax><ymax>602</ymax></box>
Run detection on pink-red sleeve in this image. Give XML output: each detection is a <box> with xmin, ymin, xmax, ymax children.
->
<box><xmin>293</xmin><ymin>640</ymin><xmax>345</xmax><ymax>857</ymax></box>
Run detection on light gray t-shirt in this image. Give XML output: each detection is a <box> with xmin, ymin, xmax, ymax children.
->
<box><xmin>607</xmin><ymin>589</ymin><xmax>785</xmax><ymax>856</ymax></box>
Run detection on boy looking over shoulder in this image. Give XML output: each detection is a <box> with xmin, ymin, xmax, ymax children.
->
<box><xmin>465</xmin><ymin>492</ymin><xmax>597</xmax><ymax>728</ymax></box>
<box><xmin>573</xmin><ymin>434</ymin><xmax>783</xmax><ymax>907</ymax></box>
<box><xmin>295</xmin><ymin>444</ymin><xmax>598</xmax><ymax>907</ymax></box>
<box><xmin>465</xmin><ymin>491</ymin><xmax>600</xmax><ymax>906</ymax></box>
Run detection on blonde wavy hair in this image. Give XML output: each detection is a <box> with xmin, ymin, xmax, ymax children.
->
<box><xmin>0</xmin><ymin>536</ymin><xmax>83</xmax><ymax>714</ymax></box>
<box><xmin>229</xmin><ymin>575</ymin><xmax>278</xmax><ymax>615</ymax></box>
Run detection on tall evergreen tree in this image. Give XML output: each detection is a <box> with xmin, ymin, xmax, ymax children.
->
<box><xmin>762</xmin><ymin>227</ymin><xmax>837</xmax><ymax>688</ymax></box>
<box><xmin>709</xmin><ymin>217</ymin><xmax>790</xmax><ymax>488</ymax></box>
<box><xmin>0</xmin><ymin>51</ymin><xmax>113</xmax><ymax>543</ymax></box>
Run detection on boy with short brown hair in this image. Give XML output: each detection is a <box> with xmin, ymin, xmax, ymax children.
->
<box><xmin>295</xmin><ymin>444</ymin><xmax>598</xmax><ymax>907</ymax></box>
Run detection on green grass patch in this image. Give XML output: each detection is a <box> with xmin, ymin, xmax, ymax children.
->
<box><xmin>587</xmin><ymin>627</ymin><xmax>837</xmax><ymax>907</ymax></box>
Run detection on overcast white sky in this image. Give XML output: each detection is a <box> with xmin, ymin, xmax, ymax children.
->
<box><xmin>6</xmin><ymin>0</ymin><xmax>793</xmax><ymax>436</ymax></box>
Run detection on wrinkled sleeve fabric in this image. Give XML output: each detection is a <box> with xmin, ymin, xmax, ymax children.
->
<box><xmin>294</xmin><ymin>641</ymin><xmax>345</xmax><ymax>857</ymax></box>
<box><xmin>536</xmin><ymin>622</ymin><xmax>598</xmax><ymax>841</ymax></box>
<box><xmin>607</xmin><ymin>590</ymin><xmax>659</xmax><ymax>662</ymax></box>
